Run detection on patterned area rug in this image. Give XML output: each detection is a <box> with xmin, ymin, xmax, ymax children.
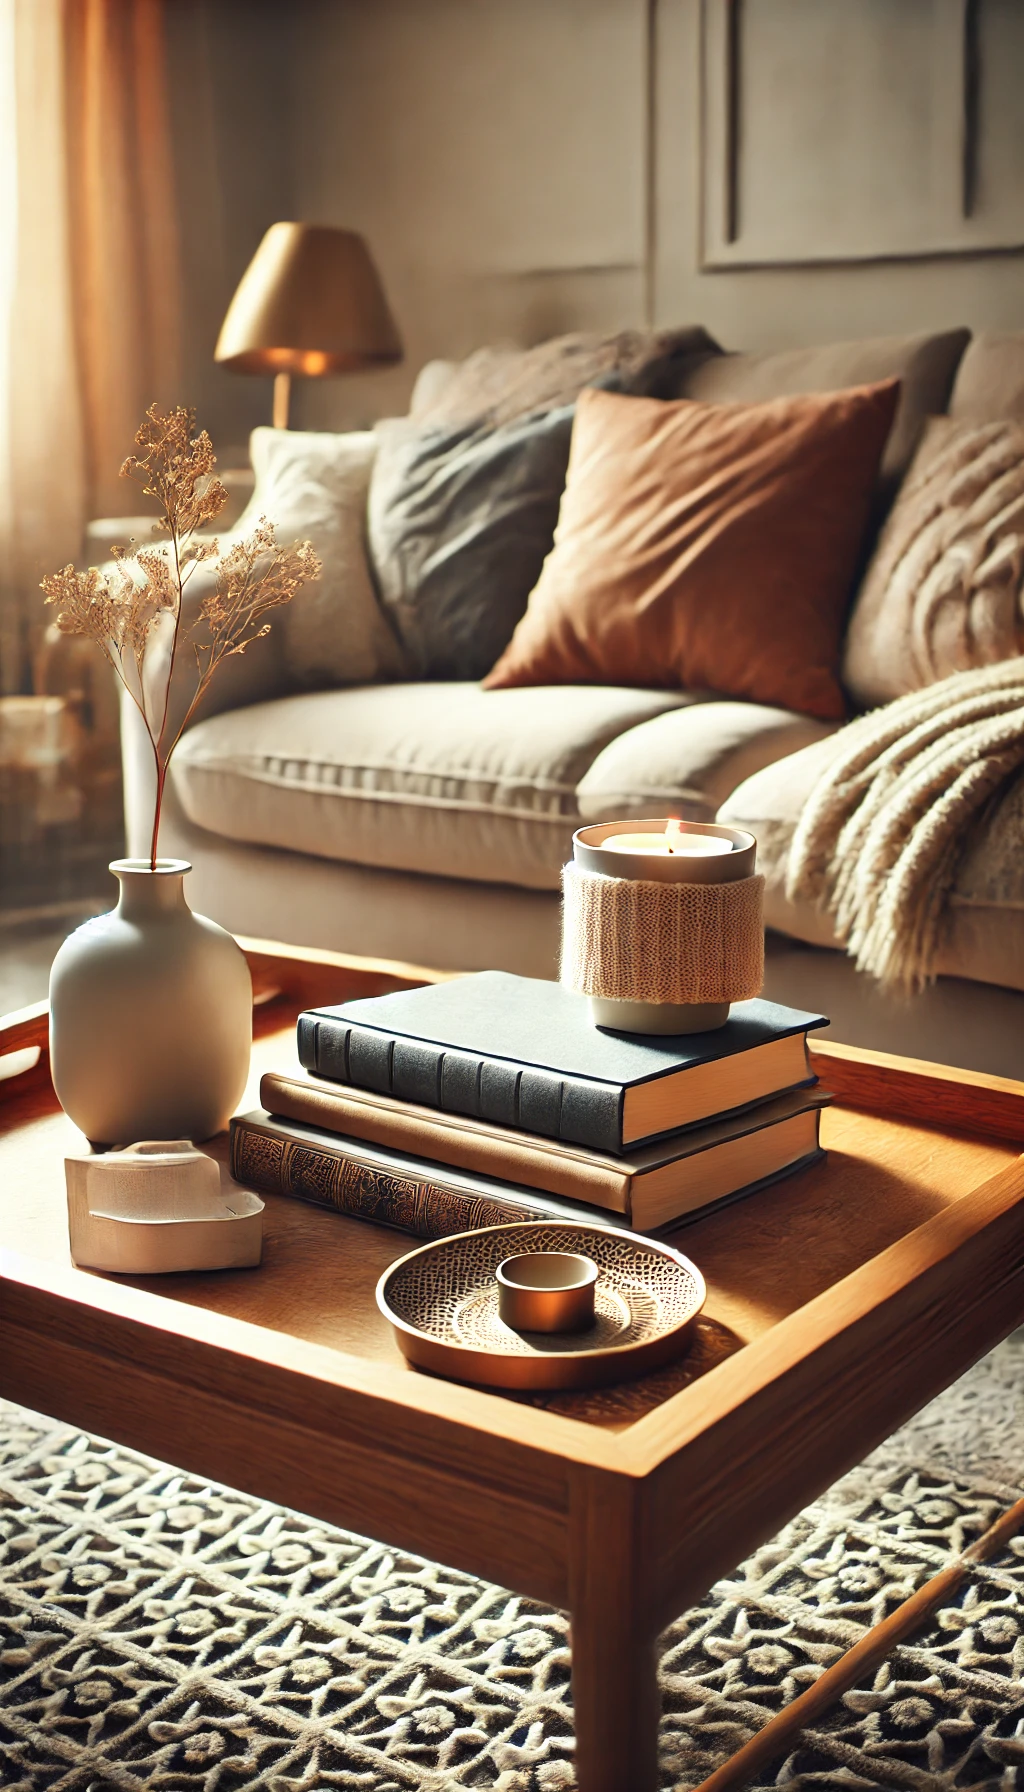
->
<box><xmin>1</xmin><ymin>1337</ymin><xmax>1023</xmax><ymax>1791</ymax></box>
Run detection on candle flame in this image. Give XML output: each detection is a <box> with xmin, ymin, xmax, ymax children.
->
<box><xmin>665</xmin><ymin>818</ymin><xmax>684</xmax><ymax>854</ymax></box>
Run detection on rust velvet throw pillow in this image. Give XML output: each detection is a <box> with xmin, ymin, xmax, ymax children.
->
<box><xmin>483</xmin><ymin>381</ymin><xmax>900</xmax><ymax>720</ymax></box>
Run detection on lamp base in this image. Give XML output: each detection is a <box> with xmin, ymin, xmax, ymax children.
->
<box><xmin>273</xmin><ymin>370</ymin><xmax>291</xmax><ymax>429</ymax></box>
<box><xmin>589</xmin><ymin>996</ymin><xmax>731</xmax><ymax>1036</ymax></box>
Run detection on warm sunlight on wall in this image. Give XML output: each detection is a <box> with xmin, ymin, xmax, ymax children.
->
<box><xmin>0</xmin><ymin>0</ymin><xmax>15</xmax><ymax>514</ymax></box>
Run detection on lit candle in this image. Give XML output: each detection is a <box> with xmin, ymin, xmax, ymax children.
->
<box><xmin>600</xmin><ymin>822</ymin><xmax>733</xmax><ymax>858</ymax></box>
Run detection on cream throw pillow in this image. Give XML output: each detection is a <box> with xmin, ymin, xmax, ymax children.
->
<box><xmin>844</xmin><ymin>417</ymin><xmax>1024</xmax><ymax>706</ymax></box>
<box><xmin>237</xmin><ymin>426</ymin><xmax>410</xmax><ymax>689</ymax></box>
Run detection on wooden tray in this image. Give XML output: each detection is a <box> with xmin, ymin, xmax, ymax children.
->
<box><xmin>3</xmin><ymin>936</ymin><xmax>1024</xmax><ymax>1792</ymax></box>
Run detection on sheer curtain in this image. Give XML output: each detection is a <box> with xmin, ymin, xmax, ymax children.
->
<box><xmin>0</xmin><ymin>0</ymin><xmax>180</xmax><ymax>695</ymax></box>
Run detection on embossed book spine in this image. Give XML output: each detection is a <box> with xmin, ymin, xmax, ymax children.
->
<box><xmin>229</xmin><ymin>1114</ymin><xmax>615</xmax><ymax>1240</ymax></box>
<box><xmin>297</xmin><ymin>1013</ymin><xmax>623</xmax><ymax>1152</ymax></box>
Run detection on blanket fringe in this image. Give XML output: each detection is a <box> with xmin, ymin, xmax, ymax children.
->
<box><xmin>785</xmin><ymin>659</ymin><xmax>1024</xmax><ymax>994</ymax></box>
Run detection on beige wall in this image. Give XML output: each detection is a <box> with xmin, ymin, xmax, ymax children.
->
<box><xmin>168</xmin><ymin>0</ymin><xmax>297</xmax><ymax>457</ymax></box>
<box><xmin>289</xmin><ymin>0</ymin><xmax>649</xmax><ymax>430</ymax></box>
<box><xmin>177</xmin><ymin>0</ymin><xmax>1024</xmax><ymax>445</ymax></box>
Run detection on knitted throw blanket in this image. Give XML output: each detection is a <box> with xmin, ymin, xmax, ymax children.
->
<box><xmin>785</xmin><ymin>658</ymin><xmax>1024</xmax><ymax>994</ymax></box>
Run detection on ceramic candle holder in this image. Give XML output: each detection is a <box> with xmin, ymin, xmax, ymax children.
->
<box><xmin>564</xmin><ymin>817</ymin><xmax>762</xmax><ymax>1035</ymax></box>
<box><xmin>496</xmin><ymin>1251</ymin><xmax>598</xmax><ymax>1333</ymax></box>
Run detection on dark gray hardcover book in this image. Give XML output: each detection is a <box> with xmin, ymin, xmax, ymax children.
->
<box><xmin>297</xmin><ymin>972</ymin><xmax>826</xmax><ymax>1152</ymax></box>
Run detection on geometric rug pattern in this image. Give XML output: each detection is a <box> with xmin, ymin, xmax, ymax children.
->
<box><xmin>1</xmin><ymin>1333</ymin><xmax>1023</xmax><ymax>1790</ymax></box>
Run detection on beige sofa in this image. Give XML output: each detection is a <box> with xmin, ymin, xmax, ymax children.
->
<box><xmin>123</xmin><ymin>326</ymin><xmax>1024</xmax><ymax>1079</ymax></box>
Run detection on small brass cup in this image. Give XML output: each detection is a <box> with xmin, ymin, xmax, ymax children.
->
<box><xmin>496</xmin><ymin>1251</ymin><xmax>598</xmax><ymax>1333</ymax></box>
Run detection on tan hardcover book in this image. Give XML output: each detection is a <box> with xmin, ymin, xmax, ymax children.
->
<box><xmin>260</xmin><ymin>1070</ymin><xmax>830</xmax><ymax>1231</ymax></box>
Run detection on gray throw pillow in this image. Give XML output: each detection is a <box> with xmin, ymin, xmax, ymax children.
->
<box><xmin>367</xmin><ymin>403</ymin><xmax>577</xmax><ymax>680</ymax></box>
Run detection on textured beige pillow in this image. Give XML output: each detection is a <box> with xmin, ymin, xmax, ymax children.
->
<box><xmin>843</xmin><ymin>418</ymin><xmax>1024</xmax><ymax>707</ymax></box>
<box><xmin>237</xmin><ymin>426</ymin><xmax>410</xmax><ymax>689</ymax></box>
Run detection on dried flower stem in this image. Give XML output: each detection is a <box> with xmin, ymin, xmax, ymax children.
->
<box><xmin>42</xmin><ymin>405</ymin><xmax>320</xmax><ymax>870</ymax></box>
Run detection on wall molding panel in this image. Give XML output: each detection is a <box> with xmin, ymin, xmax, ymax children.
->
<box><xmin>699</xmin><ymin>0</ymin><xmax>1024</xmax><ymax>269</ymax></box>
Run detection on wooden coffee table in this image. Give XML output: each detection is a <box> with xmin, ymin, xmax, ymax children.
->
<box><xmin>3</xmin><ymin>938</ymin><xmax>1024</xmax><ymax>1792</ymax></box>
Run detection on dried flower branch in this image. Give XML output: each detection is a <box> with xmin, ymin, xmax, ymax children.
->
<box><xmin>42</xmin><ymin>404</ymin><xmax>321</xmax><ymax>869</ymax></box>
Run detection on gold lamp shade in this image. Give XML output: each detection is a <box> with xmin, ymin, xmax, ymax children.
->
<box><xmin>215</xmin><ymin>222</ymin><xmax>402</xmax><ymax>426</ymax></box>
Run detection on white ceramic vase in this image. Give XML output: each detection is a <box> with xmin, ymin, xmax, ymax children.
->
<box><xmin>49</xmin><ymin>859</ymin><xmax>252</xmax><ymax>1145</ymax></box>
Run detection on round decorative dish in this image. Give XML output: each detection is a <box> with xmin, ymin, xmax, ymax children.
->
<box><xmin>376</xmin><ymin>1221</ymin><xmax>706</xmax><ymax>1391</ymax></box>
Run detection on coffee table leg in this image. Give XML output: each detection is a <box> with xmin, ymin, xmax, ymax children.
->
<box><xmin>569</xmin><ymin>1472</ymin><xmax>660</xmax><ymax>1792</ymax></box>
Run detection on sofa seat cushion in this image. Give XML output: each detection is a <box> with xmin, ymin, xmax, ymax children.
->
<box><xmin>576</xmin><ymin>700</ymin><xmax>839</xmax><ymax>824</ymax></box>
<box><xmin>170</xmin><ymin>682</ymin><xmax>692</xmax><ymax>891</ymax></box>
<box><xmin>718</xmin><ymin>735</ymin><xmax>1024</xmax><ymax>993</ymax></box>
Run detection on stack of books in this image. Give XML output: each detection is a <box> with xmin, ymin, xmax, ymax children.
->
<box><xmin>232</xmin><ymin>972</ymin><xmax>829</xmax><ymax>1240</ymax></box>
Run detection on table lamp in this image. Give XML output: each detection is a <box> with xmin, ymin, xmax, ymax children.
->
<box><xmin>214</xmin><ymin>222</ymin><xmax>403</xmax><ymax>428</ymax></box>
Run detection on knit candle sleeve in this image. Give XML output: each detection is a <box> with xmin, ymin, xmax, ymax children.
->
<box><xmin>560</xmin><ymin>863</ymin><xmax>765</xmax><ymax>1007</ymax></box>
